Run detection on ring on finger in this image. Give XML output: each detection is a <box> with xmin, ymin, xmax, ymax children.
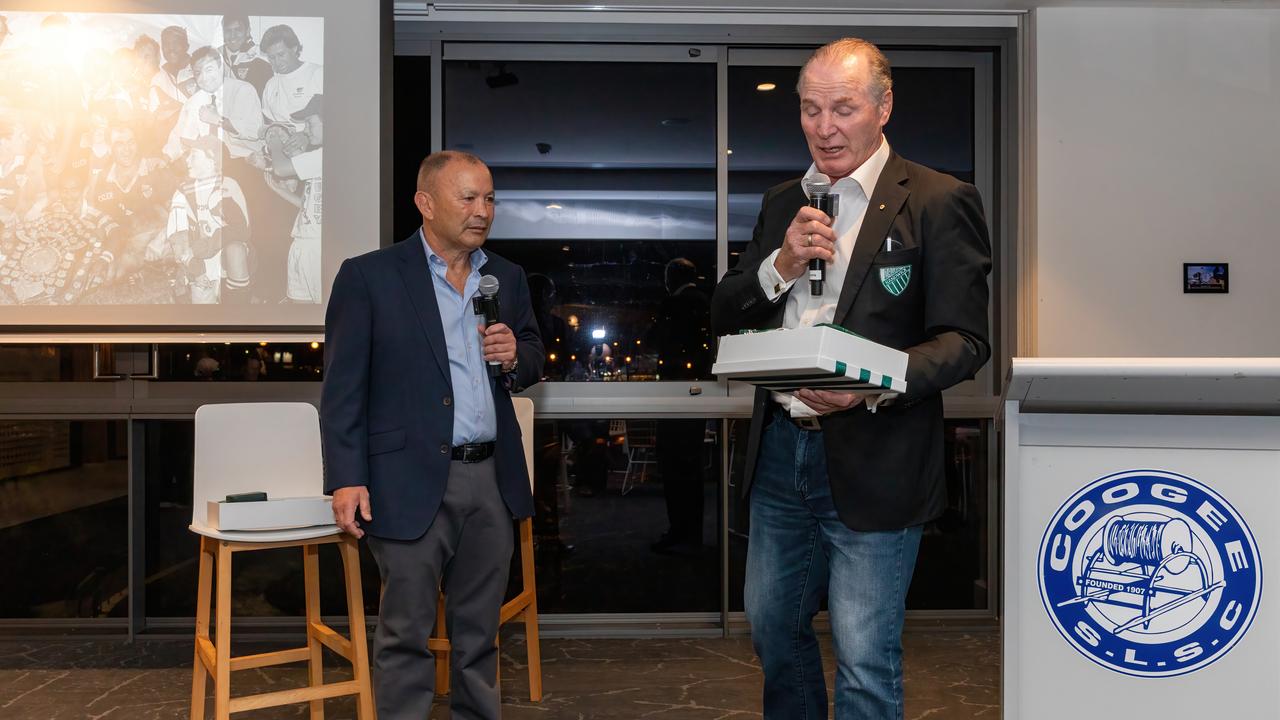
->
<box><xmin>805</xmin><ymin>233</ymin><xmax>812</xmax><ymax>247</ymax></box>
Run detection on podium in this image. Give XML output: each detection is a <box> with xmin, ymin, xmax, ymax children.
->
<box><xmin>1003</xmin><ymin>358</ymin><xmax>1280</xmax><ymax>719</ymax></box>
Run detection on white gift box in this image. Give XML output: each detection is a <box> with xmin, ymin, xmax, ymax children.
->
<box><xmin>207</xmin><ymin>496</ymin><xmax>334</xmax><ymax>532</ymax></box>
<box><xmin>712</xmin><ymin>324</ymin><xmax>908</xmax><ymax>394</ymax></box>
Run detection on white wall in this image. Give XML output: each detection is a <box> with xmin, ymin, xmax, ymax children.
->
<box><xmin>1034</xmin><ymin>6</ymin><xmax>1280</xmax><ymax>357</ymax></box>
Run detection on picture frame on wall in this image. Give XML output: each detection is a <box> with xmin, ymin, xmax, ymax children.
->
<box><xmin>1183</xmin><ymin>263</ymin><xmax>1229</xmax><ymax>294</ymax></box>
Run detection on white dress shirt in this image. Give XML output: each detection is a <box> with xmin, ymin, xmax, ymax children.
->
<box><xmin>163</xmin><ymin>78</ymin><xmax>264</xmax><ymax>160</ymax></box>
<box><xmin>756</xmin><ymin>136</ymin><xmax>891</xmax><ymax>416</ymax></box>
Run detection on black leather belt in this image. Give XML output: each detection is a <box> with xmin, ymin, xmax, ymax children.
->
<box><xmin>772</xmin><ymin>403</ymin><xmax>822</xmax><ymax>431</ymax></box>
<box><xmin>452</xmin><ymin>441</ymin><xmax>495</xmax><ymax>463</ymax></box>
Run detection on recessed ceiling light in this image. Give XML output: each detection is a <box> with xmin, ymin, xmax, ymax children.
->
<box><xmin>757</xmin><ymin>82</ymin><xmax>777</xmax><ymax>91</ymax></box>
<box><xmin>546</xmin><ymin>203</ymin><xmax>562</xmax><ymax>210</ymax></box>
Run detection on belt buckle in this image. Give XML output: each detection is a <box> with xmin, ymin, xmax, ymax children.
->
<box><xmin>794</xmin><ymin>415</ymin><xmax>821</xmax><ymax>431</ymax></box>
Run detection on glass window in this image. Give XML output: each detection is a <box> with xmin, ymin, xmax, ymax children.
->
<box><xmin>529</xmin><ymin>417</ymin><xmax>721</xmax><ymax>613</ymax></box>
<box><xmin>0</xmin><ymin>343</ymin><xmax>325</xmax><ymax>381</ymax></box>
<box><xmin>444</xmin><ymin>59</ymin><xmax>717</xmax><ymax>382</ymax></box>
<box><xmin>393</xmin><ymin>55</ymin><xmax>432</xmax><ymax>242</ymax></box>
<box><xmin>0</xmin><ymin>344</ymin><xmax>96</xmax><ymax>381</ymax></box>
<box><xmin>144</xmin><ymin>415</ymin><xmax>724</xmax><ymax>618</ymax></box>
<box><xmin>908</xmin><ymin>419</ymin><xmax>990</xmax><ymax>610</ymax></box>
<box><xmin>0</xmin><ymin>420</ymin><xmax>128</xmax><ymax>618</ymax></box>
<box><xmin>152</xmin><ymin>342</ymin><xmax>323</xmax><ymax>381</ymax></box>
<box><xmin>728</xmin><ymin>418</ymin><xmax>990</xmax><ymax>612</ymax></box>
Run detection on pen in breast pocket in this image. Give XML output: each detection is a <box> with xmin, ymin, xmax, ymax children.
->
<box><xmin>884</xmin><ymin>236</ymin><xmax>903</xmax><ymax>252</ymax></box>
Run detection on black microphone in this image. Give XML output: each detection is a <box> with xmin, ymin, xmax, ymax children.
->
<box><xmin>473</xmin><ymin>274</ymin><xmax>503</xmax><ymax>377</ymax></box>
<box><xmin>802</xmin><ymin>175</ymin><xmax>838</xmax><ymax>296</ymax></box>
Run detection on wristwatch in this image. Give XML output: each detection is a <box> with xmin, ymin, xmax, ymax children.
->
<box><xmin>502</xmin><ymin>357</ymin><xmax>519</xmax><ymax>374</ymax></box>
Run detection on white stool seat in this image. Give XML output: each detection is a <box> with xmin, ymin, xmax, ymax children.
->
<box><xmin>188</xmin><ymin>523</ymin><xmax>342</xmax><ymax>544</ymax></box>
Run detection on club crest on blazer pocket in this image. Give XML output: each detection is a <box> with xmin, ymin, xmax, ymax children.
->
<box><xmin>879</xmin><ymin>264</ymin><xmax>912</xmax><ymax>296</ymax></box>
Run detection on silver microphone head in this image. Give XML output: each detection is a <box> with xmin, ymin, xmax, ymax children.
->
<box><xmin>478</xmin><ymin>274</ymin><xmax>500</xmax><ymax>298</ymax></box>
<box><xmin>803</xmin><ymin>174</ymin><xmax>832</xmax><ymax>199</ymax></box>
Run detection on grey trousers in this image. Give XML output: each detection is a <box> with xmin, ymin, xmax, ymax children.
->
<box><xmin>367</xmin><ymin>457</ymin><xmax>514</xmax><ymax>720</ymax></box>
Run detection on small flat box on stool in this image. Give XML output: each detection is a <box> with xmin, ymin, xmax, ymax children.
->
<box><xmin>207</xmin><ymin>496</ymin><xmax>334</xmax><ymax>531</ymax></box>
<box><xmin>712</xmin><ymin>324</ymin><xmax>908</xmax><ymax>394</ymax></box>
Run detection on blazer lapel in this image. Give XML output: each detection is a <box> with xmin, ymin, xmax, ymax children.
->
<box><xmin>395</xmin><ymin>236</ymin><xmax>451</xmax><ymax>382</ymax></box>
<box><xmin>833</xmin><ymin>153</ymin><xmax>910</xmax><ymax>326</ymax></box>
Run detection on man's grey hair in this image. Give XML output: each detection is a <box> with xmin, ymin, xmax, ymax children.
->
<box><xmin>796</xmin><ymin>38</ymin><xmax>893</xmax><ymax>107</ymax></box>
<box><xmin>416</xmin><ymin>150</ymin><xmax>487</xmax><ymax>193</ymax></box>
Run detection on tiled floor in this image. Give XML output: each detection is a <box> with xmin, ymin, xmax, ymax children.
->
<box><xmin>0</xmin><ymin>630</ymin><xmax>998</xmax><ymax>719</ymax></box>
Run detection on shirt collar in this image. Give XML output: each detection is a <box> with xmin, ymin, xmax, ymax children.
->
<box><xmin>802</xmin><ymin>135</ymin><xmax>891</xmax><ymax>201</ymax></box>
<box><xmin>419</xmin><ymin>227</ymin><xmax>487</xmax><ymax>274</ymax></box>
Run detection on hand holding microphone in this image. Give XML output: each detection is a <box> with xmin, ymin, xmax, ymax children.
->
<box><xmin>802</xmin><ymin>175</ymin><xmax>839</xmax><ymax>295</ymax></box>
<box><xmin>474</xmin><ymin>274</ymin><xmax>516</xmax><ymax>377</ymax></box>
<box><xmin>773</xmin><ymin>204</ymin><xmax>837</xmax><ymax>288</ymax></box>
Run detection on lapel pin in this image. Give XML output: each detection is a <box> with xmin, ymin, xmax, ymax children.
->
<box><xmin>878</xmin><ymin>203</ymin><xmax>886</xmax><ymax>210</ymax></box>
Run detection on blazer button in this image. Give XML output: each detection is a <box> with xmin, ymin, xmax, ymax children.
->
<box><xmin>440</xmin><ymin>444</ymin><xmax>449</xmax><ymax>455</ymax></box>
<box><xmin>443</xmin><ymin>396</ymin><xmax>452</xmax><ymax>406</ymax></box>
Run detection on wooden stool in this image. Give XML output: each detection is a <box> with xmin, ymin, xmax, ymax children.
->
<box><xmin>430</xmin><ymin>396</ymin><xmax>543</xmax><ymax>701</ymax></box>
<box><xmin>191</xmin><ymin>533</ymin><xmax>374</xmax><ymax>719</ymax></box>
<box><xmin>189</xmin><ymin>402</ymin><xmax>374</xmax><ymax>719</ymax></box>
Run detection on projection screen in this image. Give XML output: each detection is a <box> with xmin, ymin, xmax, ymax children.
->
<box><xmin>0</xmin><ymin>1</ymin><xmax>384</xmax><ymax>328</ymax></box>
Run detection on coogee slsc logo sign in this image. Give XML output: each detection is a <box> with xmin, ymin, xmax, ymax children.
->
<box><xmin>1038</xmin><ymin>469</ymin><xmax>1262</xmax><ymax>677</ymax></box>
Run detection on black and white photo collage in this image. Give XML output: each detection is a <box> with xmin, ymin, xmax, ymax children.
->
<box><xmin>0</xmin><ymin>12</ymin><xmax>324</xmax><ymax>305</ymax></box>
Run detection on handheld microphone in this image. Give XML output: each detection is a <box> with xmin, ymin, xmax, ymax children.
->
<box><xmin>473</xmin><ymin>274</ymin><xmax>503</xmax><ymax>377</ymax></box>
<box><xmin>802</xmin><ymin>175</ymin><xmax>839</xmax><ymax>296</ymax></box>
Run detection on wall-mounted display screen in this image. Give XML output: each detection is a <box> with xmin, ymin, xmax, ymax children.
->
<box><xmin>0</xmin><ymin>3</ymin><xmax>381</xmax><ymax>328</ymax></box>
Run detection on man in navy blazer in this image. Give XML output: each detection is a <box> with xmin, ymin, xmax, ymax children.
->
<box><xmin>321</xmin><ymin>151</ymin><xmax>543</xmax><ymax>719</ymax></box>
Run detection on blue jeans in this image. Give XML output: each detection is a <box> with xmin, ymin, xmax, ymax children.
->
<box><xmin>745</xmin><ymin>407</ymin><xmax>923</xmax><ymax>720</ymax></box>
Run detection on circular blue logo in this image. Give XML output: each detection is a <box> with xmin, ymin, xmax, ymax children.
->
<box><xmin>1038</xmin><ymin>469</ymin><xmax>1262</xmax><ymax>678</ymax></box>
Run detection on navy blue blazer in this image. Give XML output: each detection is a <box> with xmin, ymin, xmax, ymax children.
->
<box><xmin>320</xmin><ymin>234</ymin><xmax>544</xmax><ymax>541</ymax></box>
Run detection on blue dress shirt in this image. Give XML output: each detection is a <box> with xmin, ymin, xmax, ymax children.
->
<box><xmin>421</xmin><ymin>229</ymin><xmax>497</xmax><ymax>445</ymax></box>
